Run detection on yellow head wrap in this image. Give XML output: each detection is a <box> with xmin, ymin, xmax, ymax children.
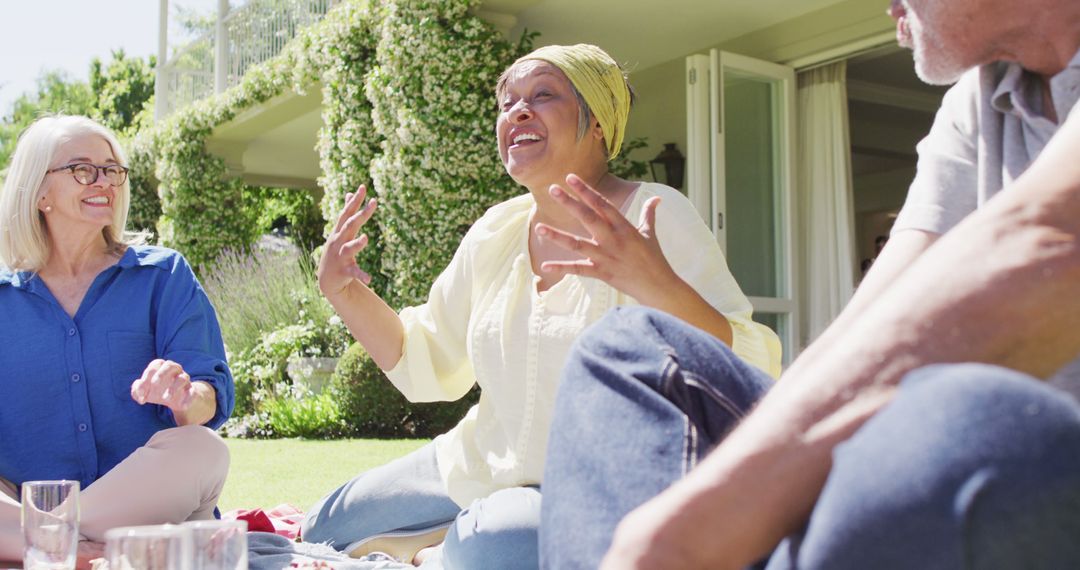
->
<box><xmin>514</xmin><ymin>44</ymin><xmax>631</xmax><ymax>160</ymax></box>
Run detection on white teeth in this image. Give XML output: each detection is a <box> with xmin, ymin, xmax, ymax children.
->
<box><xmin>513</xmin><ymin>133</ymin><xmax>541</xmax><ymax>145</ymax></box>
<box><xmin>83</xmin><ymin>196</ymin><xmax>109</xmax><ymax>205</ymax></box>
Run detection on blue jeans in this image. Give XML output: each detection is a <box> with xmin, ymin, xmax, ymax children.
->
<box><xmin>540</xmin><ymin>306</ymin><xmax>1080</xmax><ymax>569</ymax></box>
<box><xmin>302</xmin><ymin>442</ymin><xmax>541</xmax><ymax>570</ymax></box>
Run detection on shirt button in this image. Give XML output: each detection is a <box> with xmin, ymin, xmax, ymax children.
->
<box><xmin>71</xmin><ymin>374</ymin><xmax>80</xmax><ymax>383</ymax></box>
<box><xmin>68</xmin><ymin>328</ymin><xmax>76</xmax><ymax>336</ymax></box>
<box><xmin>77</xmin><ymin>423</ymin><xmax>88</xmax><ymax>432</ymax></box>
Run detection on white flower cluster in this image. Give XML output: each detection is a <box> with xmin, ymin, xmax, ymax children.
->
<box><xmin>129</xmin><ymin>0</ymin><xmax>529</xmax><ymax>295</ymax></box>
<box><xmin>365</xmin><ymin>0</ymin><xmax>524</xmax><ymax>307</ymax></box>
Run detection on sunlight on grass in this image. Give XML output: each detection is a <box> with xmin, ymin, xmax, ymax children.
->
<box><xmin>219</xmin><ymin>438</ymin><xmax>429</xmax><ymax>513</ymax></box>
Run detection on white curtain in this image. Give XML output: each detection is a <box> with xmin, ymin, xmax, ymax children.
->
<box><xmin>796</xmin><ymin>61</ymin><xmax>856</xmax><ymax>348</ymax></box>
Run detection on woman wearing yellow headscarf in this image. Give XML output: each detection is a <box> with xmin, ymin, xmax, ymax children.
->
<box><xmin>303</xmin><ymin>44</ymin><xmax>781</xmax><ymax>568</ymax></box>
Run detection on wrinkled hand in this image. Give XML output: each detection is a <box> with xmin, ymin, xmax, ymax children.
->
<box><xmin>318</xmin><ymin>185</ymin><xmax>378</xmax><ymax>299</ymax></box>
<box><xmin>601</xmin><ymin>495</ymin><xmax>732</xmax><ymax>570</ymax></box>
<box><xmin>130</xmin><ymin>359</ymin><xmax>194</xmax><ymax>413</ymax></box>
<box><xmin>536</xmin><ymin>174</ymin><xmax>679</xmax><ymax>301</ymax></box>
<box><xmin>600</xmin><ymin>510</ymin><xmax>677</xmax><ymax>570</ymax></box>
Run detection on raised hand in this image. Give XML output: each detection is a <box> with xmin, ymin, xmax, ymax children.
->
<box><xmin>313</xmin><ymin>184</ymin><xmax>405</xmax><ymax>369</ymax></box>
<box><xmin>535</xmin><ymin>174</ymin><xmax>680</xmax><ymax>303</ymax></box>
<box><xmin>318</xmin><ymin>185</ymin><xmax>378</xmax><ymax>299</ymax></box>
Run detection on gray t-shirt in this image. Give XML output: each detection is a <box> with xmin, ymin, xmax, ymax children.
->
<box><xmin>893</xmin><ymin>47</ymin><xmax>1080</xmax><ymax>396</ymax></box>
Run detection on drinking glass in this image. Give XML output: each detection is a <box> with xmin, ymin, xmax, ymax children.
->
<box><xmin>104</xmin><ymin>525</ymin><xmax>194</xmax><ymax>570</ymax></box>
<box><xmin>21</xmin><ymin>480</ymin><xmax>80</xmax><ymax>570</ymax></box>
<box><xmin>183</xmin><ymin>520</ymin><xmax>248</xmax><ymax>570</ymax></box>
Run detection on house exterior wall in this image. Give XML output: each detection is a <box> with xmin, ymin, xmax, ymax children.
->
<box><xmin>624</xmin><ymin>60</ymin><xmax>689</xmax><ymax>188</ymax></box>
<box><xmin>625</xmin><ymin>0</ymin><xmax>894</xmax><ymax>187</ymax></box>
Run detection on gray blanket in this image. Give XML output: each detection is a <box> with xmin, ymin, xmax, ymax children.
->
<box><xmin>248</xmin><ymin>532</ymin><xmax>414</xmax><ymax>570</ymax></box>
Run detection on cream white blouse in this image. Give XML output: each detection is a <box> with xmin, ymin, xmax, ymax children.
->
<box><xmin>385</xmin><ymin>182</ymin><xmax>782</xmax><ymax>506</ymax></box>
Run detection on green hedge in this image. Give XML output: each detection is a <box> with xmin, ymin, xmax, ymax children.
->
<box><xmin>330</xmin><ymin>342</ymin><xmax>479</xmax><ymax>437</ymax></box>
<box><xmin>125</xmin><ymin>130</ymin><xmax>162</xmax><ymax>236</ymax></box>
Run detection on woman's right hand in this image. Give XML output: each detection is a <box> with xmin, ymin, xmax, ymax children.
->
<box><xmin>314</xmin><ymin>184</ymin><xmax>405</xmax><ymax>368</ymax></box>
<box><xmin>318</xmin><ymin>185</ymin><xmax>378</xmax><ymax>300</ymax></box>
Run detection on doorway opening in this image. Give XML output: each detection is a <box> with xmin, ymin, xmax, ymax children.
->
<box><xmin>846</xmin><ymin>46</ymin><xmax>947</xmax><ymax>280</ymax></box>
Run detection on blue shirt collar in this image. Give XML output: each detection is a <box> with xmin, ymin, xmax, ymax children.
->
<box><xmin>0</xmin><ymin>245</ymin><xmax>172</xmax><ymax>289</ymax></box>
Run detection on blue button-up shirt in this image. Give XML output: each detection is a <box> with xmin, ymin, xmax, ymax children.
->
<box><xmin>0</xmin><ymin>245</ymin><xmax>234</xmax><ymax>489</ymax></box>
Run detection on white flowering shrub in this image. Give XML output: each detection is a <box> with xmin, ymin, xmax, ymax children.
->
<box><xmin>130</xmin><ymin>0</ymin><xmax>524</xmax><ymax>296</ymax></box>
<box><xmin>130</xmin><ymin>6</ymin><xmax>324</xmax><ymax>270</ymax></box>
<box><xmin>366</xmin><ymin>0</ymin><xmax>526</xmax><ymax>307</ymax></box>
<box><xmin>127</xmin><ymin>0</ymin><xmax>532</xmax><ymax>437</ymax></box>
<box><xmin>309</xmin><ymin>1</ymin><xmax>387</xmax><ymax>292</ymax></box>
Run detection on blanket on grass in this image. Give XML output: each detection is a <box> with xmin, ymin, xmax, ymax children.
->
<box><xmin>248</xmin><ymin>532</ymin><xmax>414</xmax><ymax>570</ymax></box>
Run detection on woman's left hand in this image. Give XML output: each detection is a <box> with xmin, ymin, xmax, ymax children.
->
<box><xmin>536</xmin><ymin>174</ymin><xmax>680</xmax><ymax>302</ymax></box>
<box><xmin>131</xmin><ymin>359</ymin><xmax>217</xmax><ymax>425</ymax></box>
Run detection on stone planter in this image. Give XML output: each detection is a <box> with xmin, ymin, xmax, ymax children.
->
<box><xmin>287</xmin><ymin>356</ymin><xmax>339</xmax><ymax>395</ymax></box>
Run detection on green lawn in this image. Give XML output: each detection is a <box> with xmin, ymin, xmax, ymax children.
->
<box><xmin>218</xmin><ymin>438</ymin><xmax>429</xmax><ymax>513</ymax></box>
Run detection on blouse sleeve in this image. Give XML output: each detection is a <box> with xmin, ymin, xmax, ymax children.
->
<box><xmin>652</xmin><ymin>187</ymin><xmax>783</xmax><ymax>378</ymax></box>
<box><xmin>383</xmin><ymin>233</ymin><xmax>477</xmax><ymax>403</ymax></box>
<box><xmin>153</xmin><ymin>253</ymin><xmax>235</xmax><ymax>428</ymax></box>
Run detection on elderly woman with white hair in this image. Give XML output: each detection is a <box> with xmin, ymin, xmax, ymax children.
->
<box><xmin>304</xmin><ymin>44</ymin><xmax>782</xmax><ymax>568</ymax></box>
<box><xmin>0</xmin><ymin>115</ymin><xmax>234</xmax><ymax>562</ymax></box>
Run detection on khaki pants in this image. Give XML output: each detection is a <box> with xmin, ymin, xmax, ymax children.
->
<box><xmin>0</xmin><ymin>425</ymin><xmax>230</xmax><ymax>560</ymax></box>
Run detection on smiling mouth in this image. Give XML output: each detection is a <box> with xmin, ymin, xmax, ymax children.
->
<box><xmin>511</xmin><ymin>133</ymin><xmax>542</xmax><ymax>146</ymax></box>
<box><xmin>82</xmin><ymin>196</ymin><xmax>111</xmax><ymax>206</ymax></box>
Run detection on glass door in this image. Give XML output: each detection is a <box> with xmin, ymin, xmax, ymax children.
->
<box><xmin>687</xmin><ymin>50</ymin><xmax>799</xmax><ymax>364</ymax></box>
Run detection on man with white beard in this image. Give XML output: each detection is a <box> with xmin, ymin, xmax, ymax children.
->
<box><xmin>539</xmin><ymin>0</ymin><xmax>1080</xmax><ymax>568</ymax></box>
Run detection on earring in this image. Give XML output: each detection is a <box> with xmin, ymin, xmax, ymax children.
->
<box><xmin>44</xmin><ymin>206</ymin><xmax>53</xmax><ymax>213</ymax></box>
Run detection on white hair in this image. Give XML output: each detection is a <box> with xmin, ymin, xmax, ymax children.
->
<box><xmin>0</xmin><ymin>115</ymin><xmax>144</xmax><ymax>272</ymax></box>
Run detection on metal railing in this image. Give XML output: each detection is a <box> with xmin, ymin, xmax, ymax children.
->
<box><xmin>158</xmin><ymin>0</ymin><xmax>339</xmax><ymax>118</ymax></box>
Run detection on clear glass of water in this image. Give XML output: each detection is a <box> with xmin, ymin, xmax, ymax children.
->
<box><xmin>21</xmin><ymin>480</ymin><xmax>80</xmax><ymax>570</ymax></box>
<box><xmin>183</xmin><ymin>520</ymin><xmax>248</xmax><ymax>570</ymax></box>
<box><xmin>105</xmin><ymin>525</ymin><xmax>194</xmax><ymax>570</ymax></box>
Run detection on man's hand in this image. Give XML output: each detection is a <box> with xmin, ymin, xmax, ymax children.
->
<box><xmin>601</xmin><ymin>495</ymin><xmax>726</xmax><ymax>570</ymax></box>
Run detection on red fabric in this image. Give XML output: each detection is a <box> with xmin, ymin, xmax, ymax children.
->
<box><xmin>224</xmin><ymin>504</ymin><xmax>305</xmax><ymax>540</ymax></box>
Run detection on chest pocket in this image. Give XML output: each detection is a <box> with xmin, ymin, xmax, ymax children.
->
<box><xmin>107</xmin><ymin>331</ymin><xmax>157</xmax><ymax>400</ymax></box>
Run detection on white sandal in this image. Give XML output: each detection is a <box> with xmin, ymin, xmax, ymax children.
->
<box><xmin>346</xmin><ymin>525</ymin><xmax>450</xmax><ymax>563</ymax></box>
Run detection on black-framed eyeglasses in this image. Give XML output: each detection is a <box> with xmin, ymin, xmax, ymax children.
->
<box><xmin>45</xmin><ymin>163</ymin><xmax>129</xmax><ymax>186</ymax></box>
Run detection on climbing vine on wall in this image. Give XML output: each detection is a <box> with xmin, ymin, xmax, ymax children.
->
<box><xmin>366</xmin><ymin>0</ymin><xmax>527</xmax><ymax>306</ymax></box>
<box><xmin>129</xmin><ymin>0</ymin><xmax>525</xmax><ymax>297</ymax></box>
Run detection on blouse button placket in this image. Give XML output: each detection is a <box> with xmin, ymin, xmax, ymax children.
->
<box><xmin>516</xmin><ymin>294</ymin><xmax>545</xmax><ymax>477</ymax></box>
<box><xmin>63</xmin><ymin>319</ymin><xmax>95</xmax><ymax>477</ymax></box>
